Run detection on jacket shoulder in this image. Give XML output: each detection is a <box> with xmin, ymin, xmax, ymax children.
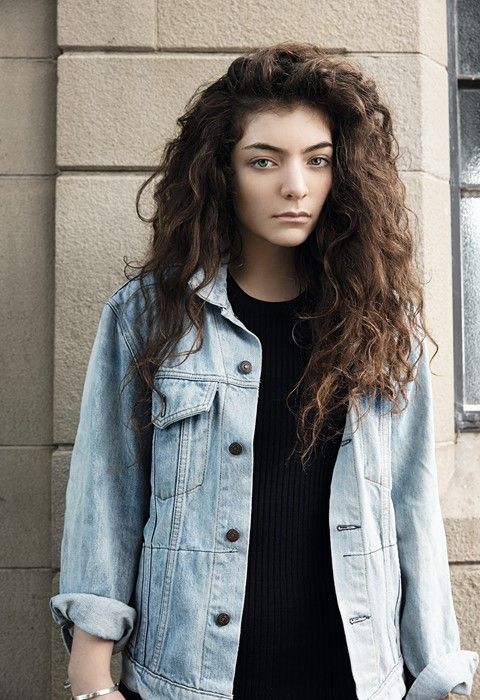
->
<box><xmin>104</xmin><ymin>271</ymin><xmax>157</xmax><ymax>360</ymax></box>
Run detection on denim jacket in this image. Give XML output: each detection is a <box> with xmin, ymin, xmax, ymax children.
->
<box><xmin>49</xmin><ymin>258</ymin><xmax>479</xmax><ymax>700</ymax></box>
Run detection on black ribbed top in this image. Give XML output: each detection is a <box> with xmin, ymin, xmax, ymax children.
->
<box><xmin>227</xmin><ymin>269</ymin><xmax>357</xmax><ymax>699</ymax></box>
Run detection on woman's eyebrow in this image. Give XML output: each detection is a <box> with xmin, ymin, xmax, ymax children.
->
<box><xmin>242</xmin><ymin>141</ymin><xmax>334</xmax><ymax>154</ymax></box>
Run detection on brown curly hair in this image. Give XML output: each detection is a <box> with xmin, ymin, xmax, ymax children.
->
<box><xmin>121</xmin><ymin>40</ymin><xmax>438</xmax><ymax>472</ymax></box>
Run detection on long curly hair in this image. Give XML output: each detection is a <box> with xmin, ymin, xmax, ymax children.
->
<box><xmin>121</xmin><ymin>40</ymin><xmax>438</xmax><ymax>471</ymax></box>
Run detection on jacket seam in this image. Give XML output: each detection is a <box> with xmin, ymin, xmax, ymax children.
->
<box><xmin>200</xmin><ymin>360</ymin><xmax>228</xmax><ymax>683</ymax></box>
<box><xmin>106</xmin><ymin>299</ymin><xmax>140</xmax><ymax>366</ymax></box>
<box><xmin>381</xmin><ymin>396</ymin><xmax>397</xmax><ymax>664</ymax></box>
<box><xmin>363</xmin><ymin>474</ymin><xmax>391</xmax><ymax>487</ymax></box>
<box><xmin>367</xmin><ymin>656</ymin><xmax>404</xmax><ymax>699</ymax></box>
<box><xmin>343</xmin><ymin>541</ymin><xmax>398</xmax><ymax>557</ymax></box>
<box><xmin>146</xmin><ymin>544</ymin><xmax>237</xmax><ymax>553</ymax></box>
<box><xmin>155</xmin><ymin>370</ymin><xmax>259</xmax><ymax>387</ymax></box>
<box><xmin>211</xmin><ymin>307</ymin><xmax>228</xmax><ymax>378</ymax></box>
<box><xmin>356</xmin><ymin>409</ymin><xmax>381</xmax><ymax>679</ymax></box>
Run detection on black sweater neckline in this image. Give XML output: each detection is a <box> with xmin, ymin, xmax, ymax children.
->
<box><xmin>226</xmin><ymin>269</ymin><xmax>307</xmax><ymax>316</ymax></box>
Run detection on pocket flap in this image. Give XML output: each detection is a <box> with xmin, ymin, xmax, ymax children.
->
<box><xmin>152</xmin><ymin>375</ymin><xmax>218</xmax><ymax>429</ymax></box>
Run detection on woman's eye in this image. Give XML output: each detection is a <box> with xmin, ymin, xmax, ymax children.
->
<box><xmin>251</xmin><ymin>158</ymin><xmax>272</xmax><ymax>168</ymax></box>
<box><xmin>250</xmin><ymin>156</ymin><xmax>330</xmax><ymax>169</ymax></box>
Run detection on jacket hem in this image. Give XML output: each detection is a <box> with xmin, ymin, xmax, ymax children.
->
<box><xmin>121</xmin><ymin>649</ymin><xmax>233</xmax><ymax>700</ymax></box>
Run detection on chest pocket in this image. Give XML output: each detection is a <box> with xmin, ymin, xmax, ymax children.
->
<box><xmin>151</xmin><ymin>374</ymin><xmax>218</xmax><ymax>501</ymax></box>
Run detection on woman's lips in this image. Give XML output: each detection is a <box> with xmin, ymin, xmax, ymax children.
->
<box><xmin>273</xmin><ymin>214</ymin><xmax>310</xmax><ymax>221</ymax></box>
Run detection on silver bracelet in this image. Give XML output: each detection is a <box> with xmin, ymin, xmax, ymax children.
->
<box><xmin>63</xmin><ymin>678</ymin><xmax>119</xmax><ymax>699</ymax></box>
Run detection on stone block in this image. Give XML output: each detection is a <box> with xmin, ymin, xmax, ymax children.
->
<box><xmin>0</xmin><ymin>568</ymin><xmax>52</xmax><ymax>699</ymax></box>
<box><xmin>156</xmin><ymin>0</ymin><xmax>446</xmax><ymax>66</ymax></box>
<box><xmin>0</xmin><ymin>59</ymin><xmax>56</xmax><ymax>174</ymax></box>
<box><xmin>0</xmin><ymin>177</ymin><xmax>54</xmax><ymax>444</ymax></box>
<box><xmin>0</xmin><ymin>0</ymin><xmax>57</xmax><ymax>57</ymax></box>
<box><xmin>58</xmin><ymin>0</ymin><xmax>156</xmax><ymax>49</ymax></box>
<box><xmin>0</xmin><ymin>447</ymin><xmax>51</xmax><ymax>567</ymax></box>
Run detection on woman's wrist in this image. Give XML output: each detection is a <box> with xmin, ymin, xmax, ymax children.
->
<box><xmin>67</xmin><ymin>625</ymin><xmax>116</xmax><ymax>694</ymax></box>
<box><xmin>66</xmin><ymin>672</ymin><xmax>116</xmax><ymax>696</ymax></box>
<box><xmin>65</xmin><ymin>682</ymin><xmax>120</xmax><ymax>700</ymax></box>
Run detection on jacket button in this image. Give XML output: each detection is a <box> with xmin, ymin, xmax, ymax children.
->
<box><xmin>229</xmin><ymin>442</ymin><xmax>243</xmax><ymax>455</ymax></box>
<box><xmin>238</xmin><ymin>360</ymin><xmax>252</xmax><ymax>374</ymax></box>
<box><xmin>216</xmin><ymin>612</ymin><xmax>231</xmax><ymax>626</ymax></box>
<box><xmin>226</xmin><ymin>528</ymin><xmax>240</xmax><ymax>542</ymax></box>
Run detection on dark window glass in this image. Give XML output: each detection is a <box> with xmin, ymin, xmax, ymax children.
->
<box><xmin>459</xmin><ymin>89</ymin><xmax>480</xmax><ymax>184</ymax></box>
<box><xmin>460</xmin><ymin>197</ymin><xmax>480</xmax><ymax>406</ymax></box>
<box><xmin>457</xmin><ymin>0</ymin><xmax>480</xmax><ymax>74</ymax></box>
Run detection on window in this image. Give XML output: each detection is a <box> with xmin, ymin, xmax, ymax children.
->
<box><xmin>447</xmin><ymin>0</ymin><xmax>480</xmax><ymax>430</ymax></box>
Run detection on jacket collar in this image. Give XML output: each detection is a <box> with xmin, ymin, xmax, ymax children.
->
<box><xmin>187</xmin><ymin>254</ymin><xmax>357</xmax><ymax>437</ymax></box>
<box><xmin>187</xmin><ymin>253</ymin><xmax>231</xmax><ymax>310</ymax></box>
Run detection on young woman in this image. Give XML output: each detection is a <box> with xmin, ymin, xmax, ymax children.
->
<box><xmin>50</xmin><ymin>42</ymin><xmax>478</xmax><ymax>700</ymax></box>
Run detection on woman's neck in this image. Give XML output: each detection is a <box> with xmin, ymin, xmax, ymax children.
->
<box><xmin>227</xmin><ymin>261</ymin><xmax>305</xmax><ymax>302</ymax></box>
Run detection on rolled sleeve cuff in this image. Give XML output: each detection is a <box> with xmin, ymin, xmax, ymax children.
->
<box><xmin>49</xmin><ymin>593</ymin><xmax>137</xmax><ymax>657</ymax></box>
<box><xmin>405</xmin><ymin>650</ymin><xmax>479</xmax><ymax>699</ymax></box>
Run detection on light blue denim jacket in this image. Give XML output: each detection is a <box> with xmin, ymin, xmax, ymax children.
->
<box><xmin>50</xmin><ymin>258</ymin><xmax>479</xmax><ymax>700</ymax></box>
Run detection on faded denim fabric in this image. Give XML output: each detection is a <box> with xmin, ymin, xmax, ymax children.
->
<box><xmin>50</xmin><ymin>258</ymin><xmax>479</xmax><ymax>699</ymax></box>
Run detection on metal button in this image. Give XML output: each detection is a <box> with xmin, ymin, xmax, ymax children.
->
<box><xmin>226</xmin><ymin>528</ymin><xmax>240</xmax><ymax>542</ymax></box>
<box><xmin>238</xmin><ymin>360</ymin><xmax>252</xmax><ymax>374</ymax></box>
<box><xmin>216</xmin><ymin>612</ymin><xmax>231</xmax><ymax>626</ymax></box>
<box><xmin>229</xmin><ymin>442</ymin><xmax>243</xmax><ymax>455</ymax></box>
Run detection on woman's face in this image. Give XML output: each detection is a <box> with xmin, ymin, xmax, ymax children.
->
<box><xmin>230</xmin><ymin>104</ymin><xmax>334</xmax><ymax>251</ymax></box>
